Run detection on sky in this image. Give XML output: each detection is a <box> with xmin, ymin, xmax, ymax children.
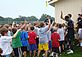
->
<box><xmin>0</xmin><ymin>0</ymin><xmax>55</xmax><ymax>19</ymax></box>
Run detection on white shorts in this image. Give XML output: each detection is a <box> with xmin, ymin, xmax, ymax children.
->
<box><xmin>78</xmin><ymin>28</ymin><xmax>82</xmax><ymax>35</ymax></box>
<box><xmin>80</xmin><ymin>42</ymin><xmax>82</xmax><ymax>47</ymax></box>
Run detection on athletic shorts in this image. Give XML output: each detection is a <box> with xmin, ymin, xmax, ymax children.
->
<box><xmin>80</xmin><ymin>42</ymin><xmax>82</xmax><ymax>47</ymax></box>
<box><xmin>78</xmin><ymin>28</ymin><xmax>82</xmax><ymax>35</ymax></box>
<box><xmin>21</xmin><ymin>46</ymin><xmax>27</xmax><ymax>52</ymax></box>
<box><xmin>29</xmin><ymin>44</ymin><xmax>37</xmax><ymax>51</ymax></box>
<box><xmin>38</xmin><ymin>43</ymin><xmax>49</xmax><ymax>51</ymax></box>
<box><xmin>59</xmin><ymin>41</ymin><xmax>64</xmax><ymax>46</ymax></box>
<box><xmin>52</xmin><ymin>47</ymin><xmax>59</xmax><ymax>53</ymax></box>
<box><xmin>49</xmin><ymin>41</ymin><xmax>52</xmax><ymax>49</ymax></box>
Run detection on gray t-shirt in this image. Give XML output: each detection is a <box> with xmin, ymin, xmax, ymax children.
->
<box><xmin>39</xmin><ymin>26</ymin><xmax>49</xmax><ymax>44</ymax></box>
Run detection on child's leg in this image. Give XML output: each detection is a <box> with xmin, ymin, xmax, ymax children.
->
<box><xmin>37</xmin><ymin>50</ymin><xmax>41</xmax><ymax>57</ymax></box>
<box><xmin>59</xmin><ymin>46</ymin><xmax>61</xmax><ymax>54</ymax></box>
<box><xmin>30</xmin><ymin>51</ymin><xmax>32</xmax><ymax>57</ymax></box>
<box><xmin>38</xmin><ymin>44</ymin><xmax>43</xmax><ymax>57</ymax></box>
<box><xmin>49</xmin><ymin>41</ymin><xmax>52</xmax><ymax>53</ymax></box>
<box><xmin>45</xmin><ymin>50</ymin><xmax>48</xmax><ymax>57</ymax></box>
<box><xmin>62</xmin><ymin>43</ymin><xmax>65</xmax><ymax>51</ymax></box>
<box><xmin>23</xmin><ymin>51</ymin><xmax>27</xmax><ymax>57</ymax></box>
<box><xmin>33</xmin><ymin>50</ymin><xmax>36</xmax><ymax>57</ymax></box>
<box><xmin>13</xmin><ymin>48</ymin><xmax>19</xmax><ymax>57</ymax></box>
<box><xmin>43</xmin><ymin>43</ymin><xmax>49</xmax><ymax>57</ymax></box>
<box><xmin>21</xmin><ymin>46</ymin><xmax>27</xmax><ymax>57</ymax></box>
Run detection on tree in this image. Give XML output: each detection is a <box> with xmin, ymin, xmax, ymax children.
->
<box><xmin>39</xmin><ymin>14</ymin><xmax>55</xmax><ymax>21</ymax></box>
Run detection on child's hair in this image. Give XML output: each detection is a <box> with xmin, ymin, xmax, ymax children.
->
<box><xmin>0</xmin><ymin>48</ymin><xmax>3</xmax><ymax>54</ymax></box>
<box><xmin>65</xmin><ymin>16</ymin><xmax>69</xmax><ymax>21</ymax></box>
<box><xmin>12</xmin><ymin>28</ymin><xmax>17</xmax><ymax>34</ymax></box>
<box><xmin>58</xmin><ymin>24</ymin><xmax>62</xmax><ymax>28</ymax></box>
<box><xmin>3</xmin><ymin>24</ymin><xmax>9</xmax><ymax>28</ymax></box>
<box><xmin>39</xmin><ymin>22</ymin><xmax>44</xmax><ymax>27</ymax></box>
<box><xmin>30</xmin><ymin>26</ymin><xmax>34</xmax><ymax>31</ymax></box>
<box><xmin>0</xmin><ymin>27</ymin><xmax>8</xmax><ymax>36</ymax></box>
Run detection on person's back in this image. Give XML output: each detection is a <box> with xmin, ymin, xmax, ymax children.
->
<box><xmin>57</xmin><ymin>28</ymin><xmax>65</xmax><ymax>41</ymax></box>
<box><xmin>28</xmin><ymin>26</ymin><xmax>37</xmax><ymax>57</ymax></box>
<box><xmin>28</xmin><ymin>31</ymin><xmax>37</xmax><ymax>44</ymax></box>
<box><xmin>20</xmin><ymin>30</ymin><xmax>28</xmax><ymax>46</ymax></box>
<box><xmin>12</xmin><ymin>28</ymin><xmax>22</xmax><ymax>48</ymax></box>
<box><xmin>0</xmin><ymin>36</ymin><xmax>13</xmax><ymax>56</ymax></box>
<box><xmin>39</xmin><ymin>26</ymin><xmax>49</xmax><ymax>44</ymax></box>
<box><xmin>51</xmin><ymin>32</ymin><xmax>60</xmax><ymax>48</ymax></box>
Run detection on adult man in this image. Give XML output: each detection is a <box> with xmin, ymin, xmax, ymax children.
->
<box><xmin>61</xmin><ymin>11</ymin><xmax>74</xmax><ymax>54</ymax></box>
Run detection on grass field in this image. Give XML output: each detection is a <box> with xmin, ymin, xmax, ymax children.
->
<box><xmin>59</xmin><ymin>46</ymin><xmax>82</xmax><ymax>57</ymax></box>
<box><xmin>26</xmin><ymin>46</ymin><xmax>82</xmax><ymax>57</ymax></box>
<box><xmin>1</xmin><ymin>46</ymin><xmax>81</xmax><ymax>57</ymax></box>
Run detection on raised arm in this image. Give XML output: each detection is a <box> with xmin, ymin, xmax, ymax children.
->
<box><xmin>47</xmin><ymin>18</ymin><xmax>51</xmax><ymax>30</ymax></box>
<box><xmin>61</xmin><ymin>11</ymin><xmax>65</xmax><ymax>20</ymax></box>
<box><xmin>13</xmin><ymin>29</ymin><xmax>21</xmax><ymax>38</ymax></box>
<box><xmin>12</xmin><ymin>24</ymin><xmax>26</xmax><ymax>38</ymax></box>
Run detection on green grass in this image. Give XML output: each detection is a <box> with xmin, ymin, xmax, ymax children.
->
<box><xmin>59</xmin><ymin>46</ymin><xmax>82</xmax><ymax>57</ymax></box>
<box><xmin>26</xmin><ymin>46</ymin><xmax>82</xmax><ymax>57</ymax></box>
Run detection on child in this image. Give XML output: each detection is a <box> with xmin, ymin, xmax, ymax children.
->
<box><xmin>28</xmin><ymin>26</ymin><xmax>37</xmax><ymax>57</ymax></box>
<box><xmin>37</xmin><ymin>18</ymin><xmax>51</xmax><ymax>57</ymax></box>
<box><xmin>57</xmin><ymin>24</ymin><xmax>65</xmax><ymax>53</ymax></box>
<box><xmin>51</xmin><ymin>28</ymin><xmax>60</xmax><ymax>57</ymax></box>
<box><xmin>20</xmin><ymin>25</ymin><xmax>28</xmax><ymax>57</ymax></box>
<box><xmin>12</xmin><ymin>23</ymin><xmax>26</xmax><ymax>57</ymax></box>
<box><xmin>0</xmin><ymin>27</ymin><xmax>21</xmax><ymax>57</ymax></box>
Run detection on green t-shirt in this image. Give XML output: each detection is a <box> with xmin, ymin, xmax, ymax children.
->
<box><xmin>12</xmin><ymin>31</ymin><xmax>22</xmax><ymax>48</ymax></box>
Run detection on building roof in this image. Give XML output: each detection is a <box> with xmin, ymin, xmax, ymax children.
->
<box><xmin>48</xmin><ymin>0</ymin><xmax>59</xmax><ymax>7</ymax></box>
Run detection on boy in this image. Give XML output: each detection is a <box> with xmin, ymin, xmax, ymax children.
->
<box><xmin>0</xmin><ymin>27</ymin><xmax>21</xmax><ymax>57</ymax></box>
<box><xmin>37</xmin><ymin>18</ymin><xmax>51</xmax><ymax>57</ymax></box>
<box><xmin>20</xmin><ymin>25</ymin><xmax>28</xmax><ymax>57</ymax></box>
<box><xmin>57</xmin><ymin>24</ymin><xmax>65</xmax><ymax>53</ymax></box>
<box><xmin>28</xmin><ymin>26</ymin><xmax>37</xmax><ymax>57</ymax></box>
<box><xmin>51</xmin><ymin>28</ymin><xmax>60</xmax><ymax>57</ymax></box>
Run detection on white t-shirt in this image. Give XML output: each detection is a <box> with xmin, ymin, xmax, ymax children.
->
<box><xmin>39</xmin><ymin>26</ymin><xmax>49</xmax><ymax>44</ymax></box>
<box><xmin>57</xmin><ymin>28</ymin><xmax>65</xmax><ymax>41</ymax></box>
<box><xmin>0</xmin><ymin>36</ymin><xmax>13</xmax><ymax>55</ymax></box>
<box><xmin>47</xmin><ymin>31</ymin><xmax>51</xmax><ymax>41</ymax></box>
<box><xmin>34</xmin><ymin>26</ymin><xmax>39</xmax><ymax>35</ymax></box>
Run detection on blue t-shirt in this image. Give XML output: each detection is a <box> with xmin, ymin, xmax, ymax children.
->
<box><xmin>20</xmin><ymin>30</ymin><xmax>28</xmax><ymax>46</ymax></box>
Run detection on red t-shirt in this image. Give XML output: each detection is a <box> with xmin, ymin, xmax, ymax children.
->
<box><xmin>51</xmin><ymin>32</ymin><xmax>60</xmax><ymax>47</ymax></box>
<box><xmin>28</xmin><ymin>31</ymin><xmax>37</xmax><ymax>44</ymax></box>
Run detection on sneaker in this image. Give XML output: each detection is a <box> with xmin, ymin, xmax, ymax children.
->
<box><xmin>50</xmin><ymin>52</ymin><xmax>54</xmax><ymax>57</ymax></box>
<box><xmin>55</xmin><ymin>54</ymin><xmax>58</xmax><ymax>57</ymax></box>
<box><xmin>67</xmin><ymin>50</ymin><xmax>73</xmax><ymax>54</ymax></box>
<box><xmin>42</xmin><ymin>54</ymin><xmax>45</xmax><ymax>57</ymax></box>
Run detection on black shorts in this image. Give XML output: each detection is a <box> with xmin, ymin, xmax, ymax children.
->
<box><xmin>21</xmin><ymin>46</ymin><xmax>27</xmax><ymax>52</ymax></box>
<box><xmin>59</xmin><ymin>41</ymin><xmax>64</xmax><ymax>46</ymax></box>
<box><xmin>52</xmin><ymin>47</ymin><xmax>59</xmax><ymax>53</ymax></box>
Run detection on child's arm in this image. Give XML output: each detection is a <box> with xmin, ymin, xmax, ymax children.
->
<box><xmin>47</xmin><ymin>21</ymin><xmax>54</xmax><ymax>33</ymax></box>
<box><xmin>12</xmin><ymin>22</ymin><xmax>15</xmax><ymax>28</ymax></box>
<box><xmin>12</xmin><ymin>29</ymin><xmax>21</xmax><ymax>38</ymax></box>
<box><xmin>13</xmin><ymin>24</ymin><xmax>26</xmax><ymax>38</ymax></box>
<box><xmin>60</xmin><ymin>11</ymin><xmax>65</xmax><ymax>20</ymax></box>
<box><xmin>47</xmin><ymin>18</ymin><xmax>51</xmax><ymax>30</ymax></box>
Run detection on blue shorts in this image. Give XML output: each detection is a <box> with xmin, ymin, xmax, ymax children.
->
<box><xmin>29</xmin><ymin>44</ymin><xmax>37</xmax><ymax>51</ymax></box>
<box><xmin>48</xmin><ymin>41</ymin><xmax>52</xmax><ymax>49</ymax></box>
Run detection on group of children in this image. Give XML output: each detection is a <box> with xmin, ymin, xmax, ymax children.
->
<box><xmin>0</xmin><ymin>14</ymin><xmax>81</xmax><ymax>57</ymax></box>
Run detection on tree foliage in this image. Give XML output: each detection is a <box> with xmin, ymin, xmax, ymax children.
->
<box><xmin>0</xmin><ymin>14</ymin><xmax>55</xmax><ymax>24</ymax></box>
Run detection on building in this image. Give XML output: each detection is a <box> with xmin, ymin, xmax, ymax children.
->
<box><xmin>48</xmin><ymin>0</ymin><xmax>82</xmax><ymax>23</ymax></box>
